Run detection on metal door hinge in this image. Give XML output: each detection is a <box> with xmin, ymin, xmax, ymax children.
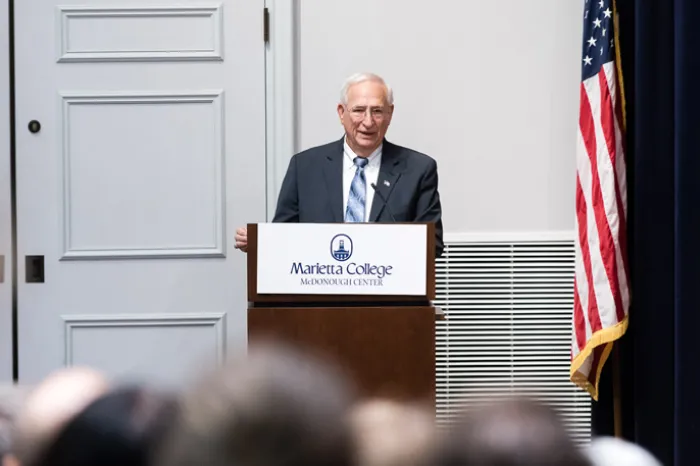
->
<box><xmin>263</xmin><ymin>7</ymin><xmax>270</xmax><ymax>43</ymax></box>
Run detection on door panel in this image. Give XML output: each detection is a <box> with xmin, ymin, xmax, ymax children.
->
<box><xmin>14</xmin><ymin>0</ymin><xmax>266</xmax><ymax>384</ymax></box>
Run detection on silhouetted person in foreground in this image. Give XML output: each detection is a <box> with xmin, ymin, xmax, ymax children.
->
<box><xmin>585</xmin><ymin>437</ymin><xmax>661</xmax><ymax>466</ymax></box>
<box><xmin>27</xmin><ymin>385</ymin><xmax>177</xmax><ymax>466</ymax></box>
<box><xmin>433</xmin><ymin>397</ymin><xmax>591</xmax><ymax>466</ymax></box>
<box><xmin>156</xmin><ymin>343</ymin><xmax>357</xmax><ymax>466</ymax></box>
<box><xmin>9</xmin><ymin>367</ymin><xmax>109</xmax><ymax>466</ymax></box>
<box><xmin>350</xmin><ymin>399</ymin><xmax>437</xmax><ymax>466</ymax></box>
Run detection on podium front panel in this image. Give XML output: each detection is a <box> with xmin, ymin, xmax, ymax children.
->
<box><xmin>248</xmin><ymin>305</ymin><xmax>436</xmax><ymax>404</ymax></box>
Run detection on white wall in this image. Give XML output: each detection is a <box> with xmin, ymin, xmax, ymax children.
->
<box><xmin>297</xmin><ymin>0</ymin><xmax>582</xmax><ymax>233</ymax></box>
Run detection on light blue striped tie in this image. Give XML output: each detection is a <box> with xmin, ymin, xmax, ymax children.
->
<box><xmin>344</xmin><ymin>157</ymin><xmax>369</xmax><ymax>222</ymax></box>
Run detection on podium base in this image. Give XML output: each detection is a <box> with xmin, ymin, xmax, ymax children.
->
<box><xmin>248</xmin><ymin>305</ymin><xmax>436</xmax><ymax>404</ymax></box>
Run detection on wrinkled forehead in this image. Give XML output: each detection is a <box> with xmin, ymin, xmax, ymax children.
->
<box><xmin>346</xmin><ymin>80</ymin><xmax>390</xmax><ymax>107</ymax></box>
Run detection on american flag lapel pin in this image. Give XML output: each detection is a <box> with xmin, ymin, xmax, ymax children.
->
<box><xmin>383</xmin><ymin>180</ymin><xmax>390</xmax><ymax>187</ymax></box>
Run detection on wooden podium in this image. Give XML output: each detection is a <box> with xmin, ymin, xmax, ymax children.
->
<box><xmin>246</xmin><ymin>223</ymin><xmax>439</xmax><ymax>404</ymax></box>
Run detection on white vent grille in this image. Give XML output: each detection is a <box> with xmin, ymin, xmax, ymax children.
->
<box><xmin>435</xmin><ymin>234</ymin><xmax>591</xmax><ymax>443</ymax></box>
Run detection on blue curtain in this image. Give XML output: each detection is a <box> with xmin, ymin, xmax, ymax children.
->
<box><xmin>592</xmin><ymin>1</ymin><xmax>700</xmax><ymax>465</ymax></box>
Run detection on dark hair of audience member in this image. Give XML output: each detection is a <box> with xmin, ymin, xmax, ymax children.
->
<box><xmin>28</xmin><ymin>385</ymin><xmax>178</xmax><ymax>466</ymax></box>
<box><xmin>432</xmin><ymin>397</ymin><xmax>591</xmax><ymax>466</ymax></box>
<box><xmin>155</xmin><ymin>342</ymin><xmax>357</xmax><ymax>466</ymax></box>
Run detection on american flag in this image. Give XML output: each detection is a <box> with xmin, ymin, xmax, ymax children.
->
<box><xmin>570</xmin><ymin>0</ymin><xmax>629</xmax><ymax>400</ymax></box>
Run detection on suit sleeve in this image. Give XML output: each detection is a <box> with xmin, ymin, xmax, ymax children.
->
<box><xmin>272</xmin><ymin>155</ymin><xmax>300</xmax><ymax>223</ymax></box>
<box><xmin>415</xmin><ymin>159</ymin><xmax>444</xmax><ymax>257</ymax></box>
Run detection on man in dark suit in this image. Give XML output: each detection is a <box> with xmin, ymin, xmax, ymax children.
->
<box><xmin>235</xmin><ymin>72</ymin><xmax>443</xmax><ymax>256</ymax></box>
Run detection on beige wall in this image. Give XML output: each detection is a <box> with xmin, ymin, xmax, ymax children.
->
<box><xmin>296</xmin><ymin>0</ymin><xmax>582</xmax><ymax>233</ymax></box>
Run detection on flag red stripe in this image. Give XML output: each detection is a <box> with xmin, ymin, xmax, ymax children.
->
<box><xmin>575</xmin><ymin>173</ymin><xmax>602</xmax><ymax>333</ymax></box>
<box><xmin>603</xmin><ymin>70</ymin><xmax>630</xmax><ymax>290</ymax></box>
<box><xmin>597</xmin><ymin>72</ymin><xmax>626</xmax><ymax>323</ymax></box>
<box><xmin>612</xmin><ymin>73</ymin><xmax>631</xmax><ymax>289</ymax></box>
<box><xmin>579</xmin><ymin>81</ymin><xmax>622</xmax><ymax>327</ymax></box>
<box><xmin>573</xmin><ymin>277</ymin><xmax>587</xmax><ymax>351</ymax></box>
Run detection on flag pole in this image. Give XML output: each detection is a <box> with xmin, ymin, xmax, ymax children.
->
<box><xmin>612</xmin><ymin>0</ymin><xmax>625</xmax><ymax>440</ymax></box>
<box><xmin>613</xmin><ymin>344</ymin><xmax>622</xmax><ymax>438</ymax></box>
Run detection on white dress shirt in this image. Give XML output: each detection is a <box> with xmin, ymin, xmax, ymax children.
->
<box><xmin>343</xmin><ymin>139</ymin><xmax>382</xmax><ymax>222</ymax></box>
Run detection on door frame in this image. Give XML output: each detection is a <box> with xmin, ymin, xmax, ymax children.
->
<box><xmin>264</xmin><ymin>0</ymin><xmax>297</xmax><ymax>220</ymax></box>
<box><xmin>1</xmin><ymin>0</ymin><xmax>16</xmax><ymax>382</ymax></box>
<box><xmin>3</xmin><ymin>0</ymin><xmax>298</xmax><ymax>380</ymax></box>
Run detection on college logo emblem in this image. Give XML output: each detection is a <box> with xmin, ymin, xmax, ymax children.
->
<box><xmin>330</xmin><ymin>234</ymin><xmax>353</xmax><ymax>261</ymax></box>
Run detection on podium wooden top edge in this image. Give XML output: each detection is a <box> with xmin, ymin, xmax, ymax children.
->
<box><xmin>248</xmin><ymin>295</ymin><xmax>431</xmax><ymax>304</ymax></box>
<box><xmin>248</xmin><ymin>304</ymin><xmax>446</xmax><ymax>322</ymax></box>
<box><xmin>246</xmin><ymin>222</ymin><xmax>436</xmax><ymax>304</ymax></box>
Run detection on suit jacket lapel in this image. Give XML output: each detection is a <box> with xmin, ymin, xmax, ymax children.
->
<box><xmin>369</xmin><ymin>141</ymin><xmax>403</xmax><ymax>222</ymax></box>
<box><xmin>323</xmin><ymin>138</ymin><xmax>345</xmax><ymax>222</ymax></box>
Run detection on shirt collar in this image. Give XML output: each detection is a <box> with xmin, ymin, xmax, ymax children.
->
<box><xmin>344</xmin><ymin>137</ymin><xmax>382</xmax><ymax>168</ymax></box>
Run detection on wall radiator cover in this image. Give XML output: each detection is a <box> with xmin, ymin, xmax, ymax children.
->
<box><xmin>434</xmin><ymin>234</ymin><xmax>591</xmax><ymax>442</ymax></box>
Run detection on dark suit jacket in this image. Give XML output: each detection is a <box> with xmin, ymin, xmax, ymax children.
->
<box><xmin>273</xmin><ymin>137</ymin><xmax>444</xmax><ymax>257</ymax></box>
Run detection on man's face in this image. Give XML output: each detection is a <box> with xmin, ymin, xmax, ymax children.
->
<box><xmin>337</xmin><ymin>80</ymin><xmax>394</xmax><ymax>157</ymax></box>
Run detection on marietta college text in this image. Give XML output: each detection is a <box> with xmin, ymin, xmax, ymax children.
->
<box><xmin>290</xmin><ymin>262</ymin><xmax>393</xmax><ymax>286</ymax></box>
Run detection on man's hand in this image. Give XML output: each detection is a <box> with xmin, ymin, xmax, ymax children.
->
<box><xmin>235</xmin><ymin>227</ymin><xmax>248</xmax><ymax>252</ymax></box>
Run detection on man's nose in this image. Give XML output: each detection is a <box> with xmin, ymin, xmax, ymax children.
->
<box><xmin>361</xmin><ymin>111</ymin><xmax>375</xmax><ymax>126</ymax></box>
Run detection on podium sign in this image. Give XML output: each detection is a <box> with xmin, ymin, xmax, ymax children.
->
<box><xmin>256</xmin><ymin>223</ymin><xmax>428</xmax><ymax>296</ymax></box>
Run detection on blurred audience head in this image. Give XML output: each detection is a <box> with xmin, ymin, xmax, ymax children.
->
<box><xmin>433</xmin><ymin>396</ymin><xmax>590</xmax><ymax>466</ymax></box>
<box><xmin>27</xmin><ymin>385</ymin><xmax>177</xmax><ymax>466</ymax></box>
<box><xmin>350</xmin><ymin>398</ymin><xmax>436</xmax><ymax>466</ymax></box>
<box><xmin>156</xmin><ymin>342</ymin><xmax>357</xmax><ymax>466</ymax></box>
<box><xmin>0</xmin><ymin>384</ymin><xmax>31</xmax><ymax>463</ymax></box>
<box><xmin>11</xmin><ymin>367</ymin><xmax>109</xmax><ymax>466</ymax></box>
<box><xmin>585</xmin><ymin>436</ymin><xmax>661</xmax><ymax>466</ymax></box>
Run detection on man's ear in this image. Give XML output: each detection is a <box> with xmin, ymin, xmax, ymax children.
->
<box><xmin>337</xmin><ymin>104</ymin><xmax>345</xmax><ymax>121</ymax></box>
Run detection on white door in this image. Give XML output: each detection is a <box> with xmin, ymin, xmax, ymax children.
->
<box><xmin>0</xmin><ymin>0</ymin><xmax>12</xmax><ymax>382</ymax></box>
<box><xmin>14</xmin><ymin>0</ymin><xmax>267</xmax><ymax>385</ymax></box>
